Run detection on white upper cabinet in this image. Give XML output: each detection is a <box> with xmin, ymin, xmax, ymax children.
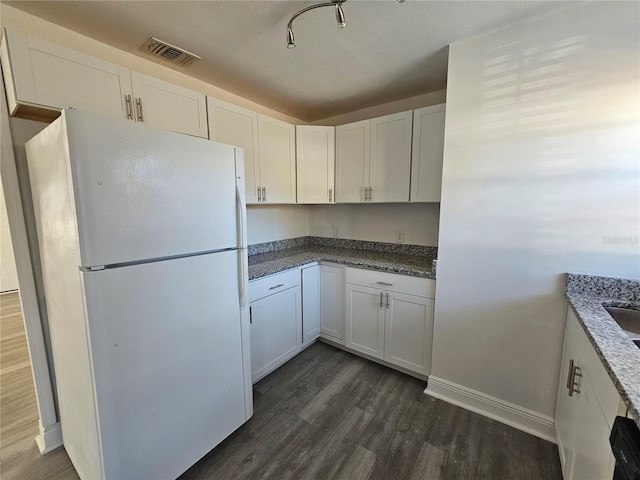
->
<box><xmin>1</xmin><ymin>28</ymin><xmax>131</xmax><ymax>122</ymax></box>
<box><xmin>208</xmin><ymin>98</ymin><xmax>260</xmax><ymax>204</ymax></box>
<box><xmin>335</xmin><ymin>111</ymin><xmax>412</xmax><ymax>203</ymax></box>
<box><xmin>257</xmin><ymin>114</ymin><xmax>296</xmax><ymax>204</ymax></box>
<box><xmin>129</xmin><ymin>72</ymin><xmax>207</xmax><ymax>138</ymax></box>
<box><xmin>335</xmin><ymin>120</ymin><xmax>369</xmax><ymax>203</ymax></box>
<box><xmin>296</xmin><ymin>126</ymin><xmax>335</xmax><ymax>204</ymax></box>
<box><xmin>411</xmin><ymin>104</ymin><xmax>445</xmax><ymax>202</ymax></box>
<box><xmin>208</xmin><ymin>101</ymin><xmax>296</xmax><ymax>205</ymax></box>
<box><xmin>1</xmin><ymin>29</ymin><xmax>207</xmax><ymax>138</ymax></box>
<box><xmin>369</xmin><ymin>111</ymin><xmax>413</xmax><ymax>202</ymax></box>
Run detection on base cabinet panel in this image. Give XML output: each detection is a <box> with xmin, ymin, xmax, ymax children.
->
<box><xmin>301</xmin><ymin>265</ymin><xmax>320</xmax><ymax>345</ymax></box>
<box><xmin>249</xmin><ymin>286</ymin><xmax>301</xmax><ymax>383</ymax></box>
<box><xmin>571</xmin><ymin>375</ymin><xmax>617</xmax><ymax>480</ymax></box>
<box><xmin>384</xmin><ymin>292</ymin><xmax>434</xmax><ymax>375</ymax></box>
<box><xmin>319</xmin><ymin>265</ymin><xmax>345</xmax><ymax>342</ymax></box>
<box><xmin>555</xmin><ymin>307</ymin><xmax>626</xmax><ymax>480</ymax></box>
<box><xmin>555</xmin><ymin>335</ymin><xmax>581</xmax><ymax>480</ymax></box>
<box><xmin>345</xmin><ymin>284</ymin><xmax>385</xmax><ymax>359</ymax></box>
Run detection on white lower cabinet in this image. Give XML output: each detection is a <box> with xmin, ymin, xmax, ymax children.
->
<box><xmin>319</xmin><ymin>265</ymin><xmax>345</xmax><ymax>343</ymax></box>
<box><xmin>249</xmin><ymin>270</ymin><xmax>302</xmax><ymax>383</ymax></box>
<box><xmin>384</xmin><ymin>292</ymin><xmax>434</xmax><ymax>374</ymax></box>
<box><xmin>345</xmin><ymin>268</ymin><xmax>435</xmax><ymax>375</ymax></box>
<box><xmin>301</xmin><ymin>265</ymin><xmax>320</xmax><ymax>345</ymax></box>
<box><xmin>345</xmin><ymin>284</ymin><xmax>385</xmax><ymax>359</ymax></box>
<box><xmin>555</xmin><ymin>307</ymin><xmax>626</xmax><ymax>480</ymax></box>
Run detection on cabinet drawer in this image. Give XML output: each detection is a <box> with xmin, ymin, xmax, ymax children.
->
<box><xmin>249</xmin><ymin>269</ymin><xmax>301</xmax><ymax>303</ymax></box>
<box><xmin>345</xmin><ymin>267</ymin><xmax>435</xmax><ymax>298</ymax></box>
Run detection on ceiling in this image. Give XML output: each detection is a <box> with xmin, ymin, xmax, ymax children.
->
<box><xmin>5</xmin><ymin>0</ymin><xmax>563</xmax><ymax>122</ymax></box>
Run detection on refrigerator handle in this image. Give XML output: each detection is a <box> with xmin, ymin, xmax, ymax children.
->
<box><xmin>234</xmin><ymin>148</ymin><xmax>247</xmax><ymax>249</ymax></box>
<box><xmin>238</xmin><ymin>249</ymin><xmax>247</xmax><ymax>309</ymax></box>
<box><xmin>236</xmin><ymin>184</ymin><xmax>246</xmax><ymax>249</ymax></box>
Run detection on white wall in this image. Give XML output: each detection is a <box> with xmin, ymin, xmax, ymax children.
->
<box><xmin>432</xmin><ymin>0</ymin><xmax>639</xmax><ymax>431</ymax></box>
<box><xmin>309</xmin><ymin>203</ymin><xmax>439</xmax><ymax>246</ymax></box>
<box><xmin>246</xmin><ymin>205</ymin><xmax>309</xmax><ymax>245</ymax></box>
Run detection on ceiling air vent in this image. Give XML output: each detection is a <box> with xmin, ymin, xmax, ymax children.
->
<box><xmin>141</xmin><ymin>37</ymin><xmax>201</xmax><ymax>67</ymax></box>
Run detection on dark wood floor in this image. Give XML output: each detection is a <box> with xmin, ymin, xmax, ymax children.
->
<box><xmin>180</xmin><ymin>342</ymin><xmax>563</xmax><ymax>480</ymax></box>
<box><xmin>2</xmin><ymin>299</ymin><xmax>562</xmax><ymax>480</ymax></box>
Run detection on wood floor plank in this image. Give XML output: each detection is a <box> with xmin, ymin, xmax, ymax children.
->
<box><xmin>409</xmin><ymin>442</ymin><xmax>447</xmax><ymax>480</ymax></box>
<box><xmin>336</xmin><ymin>444</ymin><xmax>378</xmax><ymax>480</ymax></box>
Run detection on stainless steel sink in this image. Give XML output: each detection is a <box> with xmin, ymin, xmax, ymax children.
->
<box><xmin>605</xmin><ymin>306</ymin><xmax>640</xmax><ymax>348</ymax></box>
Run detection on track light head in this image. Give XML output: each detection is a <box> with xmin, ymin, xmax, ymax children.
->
<box><xmin>335</xmin><ymin>3</ymin><xmax>346</xmax><ymax>28</ymax></box>
<box><xmin>286</xmin><ymin>27</ymin><xmax>295</xmax><ymax>49</ymax></box>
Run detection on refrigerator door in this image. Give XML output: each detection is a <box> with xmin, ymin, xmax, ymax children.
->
<box><xmin>81</xmin><ymin>251</ymin><xmax>248</xmax><ymax>479</ymax></box>
<box><xmin>61</xmin><ymin>109</ymin><xmax>242</xmax><ymax>267</ymax></box>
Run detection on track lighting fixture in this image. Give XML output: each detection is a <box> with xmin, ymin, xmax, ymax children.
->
<box><xmin>286</xmin><ymin>0</ymin><xmax>347</xmax><ymax>49</ymax></box>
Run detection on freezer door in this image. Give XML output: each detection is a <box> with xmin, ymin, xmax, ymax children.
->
<box><xmin>62</xmin><ymin>110</ymin><xmax>242</xmax><ymax>267</ymax></box>
<box><xmin>81</xmin><ymin>251</ymin><xmax>249</xmax><ymax>479</ymax></box>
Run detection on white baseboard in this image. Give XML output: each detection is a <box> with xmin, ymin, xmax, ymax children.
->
<box><xmin>424</xmin><ymin>376</ymin><xmax>556</xmax><ymax>443</ymax></box>
<box><xmin>35</xmin><ymin>421</ymin><xmax>63</xmax><ymax>454</ymax></box>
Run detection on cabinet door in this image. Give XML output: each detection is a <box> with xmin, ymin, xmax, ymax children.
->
<box><xmin>209</xmin><ymin>98</ymin><xmax>259</xmax><ymax>204</ymax></box>
<box><xmin>130</xmin><ymin>72</ymin><xmax>208</xmax><ymax>138</ymax></box>
<box><xmin>571</xmin><ymin>375</ymin><xmax>617</xmax><ymax>480</ymax></box>
<box><xmin>301</xmin><ymin>265</ymin><xmax>320</xmax><ymax>345</ymax></box>
<box><xmin>249</xmin><ymin>286</ymin><xmax>301</xmax><ymax>383</ymax></box>
<box><xmin>384</xmin><ymin>292</ymin><xmax>434</xmax><ymax>375</ymax></box>
<box><xmin>410</xmin><ymin>104</ymin><xmax>445</xmax><ymax>203</ymax></box>
<box><xmin>319</xmin><ymin>265</ymin><xmax>344</xmax><ymax>342</ymax></box>
<box><xmin>335</xmin><ymin>120</ymin><xmax>369</xmax><ymax>203</ymax></box>
<box><xmin>345</xmin><ymin>284</ymin><xmax>385</xmax><ymax>359</ymax></box>
<box><xmin>1</xmin><ymin>29</ymin><xmax>131</xmax><ymax>121</ymax></box>
<box><xmin>555</xmin><ymin>333</ymin><xmax>582</xmax><ymax>480</ymax></box>
<box><xmin>257</xmin><ymin>114</ymin><xmax>296</xmax><ymax>204</ymax></box>
<box><xmin>296</xmin><ymin>126</ymin><xmax>335</xmax><ymax>204</ymax></box>
<box><xmin>369</xmin><ymin>111</ymin><xmax>412</xmax><ymax>202</ymax></box>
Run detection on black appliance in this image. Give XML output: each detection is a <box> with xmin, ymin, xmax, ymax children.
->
<box><xmin>610</xmin><ymin>416</ymin><xmax>640</xmax><ymax>480</ymax></box>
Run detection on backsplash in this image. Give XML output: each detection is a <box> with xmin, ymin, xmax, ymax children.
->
<box><xmin>248</xmin><ymin>236</ymin><xmax>438</xmax><ymax>258</ymax></box>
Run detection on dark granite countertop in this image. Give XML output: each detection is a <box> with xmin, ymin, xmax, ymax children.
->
<box><xmin>565</xmin><ymin>274</ymin><xmax>640</xmax><ymax>427</ymax></box>
<box><xmin>248</xmin><ymin>246</ymin><xmax>436</xmax><ymax>281</ymax></box>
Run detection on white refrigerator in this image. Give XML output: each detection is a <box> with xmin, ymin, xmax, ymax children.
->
<box><xmin>26</xmin><ymin>109</ymin><xmax>252</xmax><ymax>480</ymax></box>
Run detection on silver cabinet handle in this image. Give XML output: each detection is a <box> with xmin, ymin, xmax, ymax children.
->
<box><xmin>329</xmin><ymin>188</ymin><xmax>333</xmax><ymax>202</ymax></box>
<box><xmin>386</xmin><ymin>293</ymin><xmax>390</xmax><ymax>309</ymax></box>
<box><xmin>124</xmin><ymin>95</ymin><xmax>133</xmax><ymax>120</ymax></box>
<box><xmin>369</xmin><ymin>187</ymin><xmax>373</xmax><ymax>201</ymax></box>
<box><xmin>379</xmin><ymin>292</ymin><xmax>384</xmax><ymax>308</ymax></box>
<box><xmin>365</xmin><ymin>187</ymin><xmax>369</xmax><ymax>201</ymax></box>
<box><xmin>257</xmin><ymin>186</ymin><xmax>262</xmax><ymax>202</ymax></box>
<box><xmin>269</xmin><ymin>283</ymin><xmax>284</xmax><ymax>290</ymax></box>
<box><xmin>566</xmin><ymin>359</ymin><xmax>574</xmax><ymax>389</ymax></box>
<box><xmin>135</xmin><ymin>97</ymin><xmax>144</xmax><ymax>122</ymax></box>
<box><xmin>376</xmin><ymin>281</ymin><xmax>393</xmax><ymax>287</ymax></box>
<box><xmin>568</xmin><ymin>360</ymin><xmax>582</xmax><ymax>397</ymax></box>
<box><xmin>262</xmin><ymin>186</ymin><xmax>267</xmax><ymax>202</ymax></box>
